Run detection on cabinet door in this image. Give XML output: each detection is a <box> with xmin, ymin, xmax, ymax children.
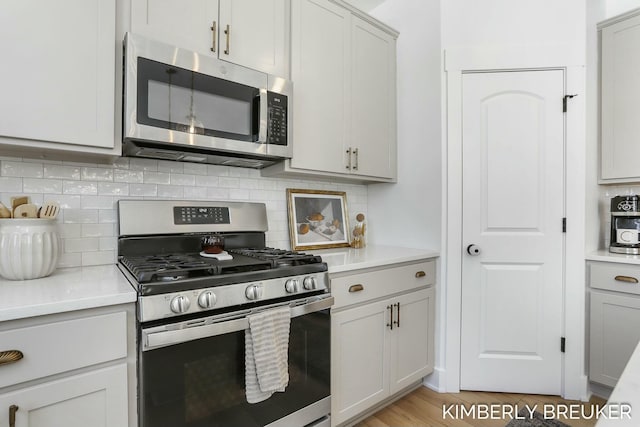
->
<box><xmin>601</xmin><ymin>14</ymin><xmax>640</xmax><ymax>181</ymax></box>
<box><xmin>131</xmin><ymin>0</ymin><xmax>219</xmax><ymax>55</ymax></box>
<box><xmin>589</xmin><ymin>290</ymin><xmax>640</xmax><ymax>387</ymax></box>
<box><xmin>290</xmin><ymin>0</ymin><xmax>351</xmax><ymax>174</ymax></box>
<box><xmin>219</xmin><ymin>0</ymin><xmax>289</xmax><ymax>76</ymax></box>
<box><xmin>0</xmin><ymin>364</ymin><xmax>128</xmax><ymax>427</ymax></box>
<box><xmin>389</xmin><ymin>288</ymin><xmax>435</xmax><ymax>394</ymax></box>
<box><xmin>331</xmin><ymin>300</ymin><xmax>390</xmax><ymax>426</ymax></box>
<box><xmin>350</xmin><ymin>17</ymin><xmax>397</xmax><ymax>179</ymax></box>
<box><xmin>0</xmin><ymin>0</ymin><xmax>115</xmax><ymax>149</ymax></box>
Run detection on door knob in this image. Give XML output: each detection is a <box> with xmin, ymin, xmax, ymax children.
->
<box><xmin>467</xmin><ymin>244</ymin><xmax>481</xmax><ymax>256</ymax></box>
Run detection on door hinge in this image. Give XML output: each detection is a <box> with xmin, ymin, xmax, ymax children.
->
<box><xmin>562</xmin><ymin>218</ymin><xmax>566</xmax><ymax>233</ymax></box>
<box><xmin>563</xmin><ymin>94</ymin><xmax>577</xmax><ymax>113</ymax></box>
<box><xmin>561</xmin><ymin>337</ymin><xmax>566</xmax><ymax>353</ymax></box>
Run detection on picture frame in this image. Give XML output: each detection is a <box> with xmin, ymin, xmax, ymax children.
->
<box><xmin>287</xmin><ymin>189</ymin><xmax>351</xmax><ymax>251</ymax></box>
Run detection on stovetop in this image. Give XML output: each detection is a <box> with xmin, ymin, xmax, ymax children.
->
<box><xmin>119</xmin><ymin>247</ymin><xmax>328</xmax><ymax>297</ymax></box>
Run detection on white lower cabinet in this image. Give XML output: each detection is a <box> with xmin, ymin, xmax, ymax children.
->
<box><xmin>0</xmin><ymin>306</ymin><xmax>134</xmax><ymax>427</ymax></box>
<box><xmin>588</xmin><ymin>261</ymin><xmax>640</xmax><ymax>388</ymax></box>
<box><xmin>330</xmin><ymin>260</ymin><xmax>435</xmax><ymax>426</ymax></box>
<box><xmin>0</xmin><ymin>364</ymin><xmax>128</xmax><ymax>427</ymax></box>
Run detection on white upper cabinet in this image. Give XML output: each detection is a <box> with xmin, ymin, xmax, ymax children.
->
<box><xmin>262</xmin><ymin>0</ymin><xmax>398</xmax><ymax>183</ymax></box>
<box><xmin>350</xmin><ymin>16</ymin><xmax>396</xmax><ymax>179</ymax></box>
<box><xmin>289</xmin><ymin>0</ymin><xmax>351</xmax><ymax>175</ymax></box>
<box><xmin>131</xmin><ymin>0</ymin><xmax>290</xmax><ymax>77</ymax></box>
<box><xmin>0</xmin><ymin>0</ymin><xmax>116</xmax><ymax>151</ymax></box>
<box><xmin>600</xmin><ymin>10</ymin><xmax>640</xmax><ymax>182</ymax></box>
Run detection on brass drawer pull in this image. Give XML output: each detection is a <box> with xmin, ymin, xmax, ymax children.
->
<box><xmin>210</xmin><ymin>21</ymin><xmax>217</xmax><ymax>52</ymax></box>
<box><xmin>415</xmin><ymin>271</ymin><xmax>426</xmax><ymax>278</ymax></box>
<box><xmin>0</xmin><ymin>350</ymin><xmax>23</xmax><ymax>366</ymax></box>
<box><xmin>348</xmin><ymin>284</ymin><xmax>364</xmax><ymax>293</ymax></box>
<box><xmin>9</xmin><ymin>405</ymin><xmax>18</xmax><ymax>427</ymax></box>
<box><xmin>615</xmin><ymin>275</ymin><xmax>639</xmax><ymax>284</ymax></box>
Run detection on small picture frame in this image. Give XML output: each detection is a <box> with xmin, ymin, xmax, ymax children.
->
<box><xmin>287</xmin><ymin>189</ymin><xmax>351</xmax><ymax>250</ymax></box>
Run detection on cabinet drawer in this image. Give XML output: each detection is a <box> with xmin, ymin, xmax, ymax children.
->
<box><xmin>589</xmin><ymin>262</ymin><xmax>640</xmax><ymax>295</ymax></box>
<box><xmin>0</xmin><ymin>312</ymin><xmax>127</xmax><ymax>388</ymax></box>
<box><xmin>331</xmin><ymin>261</ymin><xmax>435</xmax><ymax>310</ymax></box>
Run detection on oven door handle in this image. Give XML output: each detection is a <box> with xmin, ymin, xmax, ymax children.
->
<box><xmin>143</xmin><ymin>296</ymin><xmax>334</xmax><ymax>351</ymax></box>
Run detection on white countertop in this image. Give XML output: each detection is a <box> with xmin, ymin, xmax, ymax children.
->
<box><xmin>587</xmin><ymin>250</ymin><xmax>640</xmax><ymax>265</ymax></box>
<box><xmin>0</xmin><ymin>265</ymin><xmax>136</xmax><ymax>322</ymax></box>
<box><xmin>597</xmin><ymin>340</ymin><xmax>640</xmax><ymax>426</ymax></box>
<box><xmin>312</xmin><ymin>245</ymin><xmax>439</xmax><ymax>274</ymax></box>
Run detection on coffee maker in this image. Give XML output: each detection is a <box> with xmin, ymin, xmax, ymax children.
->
<box><xmin>610</xmin><ymin>195</ymin><xmax>640</xmax><ymax>254</ymax></box>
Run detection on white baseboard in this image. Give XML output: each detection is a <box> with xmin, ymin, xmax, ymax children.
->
<box><xmin>423</xmin><ymin>367</ymin><xmax>447</xmax><ymax>392</ymax></box>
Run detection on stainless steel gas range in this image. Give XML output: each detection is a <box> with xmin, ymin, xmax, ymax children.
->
<box><xmin>117</xmin><ymin>200</ymin><xmax>333</xmax><ymax>427</ymax></box>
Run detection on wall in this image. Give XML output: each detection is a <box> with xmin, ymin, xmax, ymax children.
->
<box><xmin>0</xmin><ymin>155</ymin><xmax>368</xmax><ymax>268</ymax></box>
<box><xmin>367</xmin><ymin>0</ymin><xmax>442</xmax><ymax>251</ymax></box>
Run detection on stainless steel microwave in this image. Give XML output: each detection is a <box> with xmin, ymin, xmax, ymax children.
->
<box><xmin>123</xmin><ymin>33</ymin><xmax>292</xmax><ymax>168</ymax></box>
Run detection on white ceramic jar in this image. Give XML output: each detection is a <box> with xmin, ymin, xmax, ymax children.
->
<box><xmin>0</xmin><ymin>219</ymin><xmax>61</xmax><ymax>280</ymax></box>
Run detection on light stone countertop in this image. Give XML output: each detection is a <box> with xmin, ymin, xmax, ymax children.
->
<box><xmin>587</xmin><ymin>250</ymin><xmax>640</xmax><ymax>265</ymax></box>
<box><xmin>596</xmin><ymin>340</ymin><xmax>640</xmax><ymax>426</ymax></box>
<box><xmin>0</xmin><ymin>265</ymin><xmax>136</xmax><ymax>322</ymax></box>
<box><xmin>312</xmin><ymin>245</ymin><xmax>439</xmax><ymax>274</ymax></box>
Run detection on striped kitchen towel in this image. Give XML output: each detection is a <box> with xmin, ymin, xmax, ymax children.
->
<box><xmin>245</xmin><ymin>305</ymin><xmax>291</xmax><ymax>404</ymax></box>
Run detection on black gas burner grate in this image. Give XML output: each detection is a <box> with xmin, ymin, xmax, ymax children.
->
<box><xmin>227</xmin><ymin>248</ymin><xmax>324</xmax><ymax>267</ymax></box>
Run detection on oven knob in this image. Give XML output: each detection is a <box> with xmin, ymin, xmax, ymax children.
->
<box><xmin>197</xmin><ymin>291</ymin><xmax>217</xmax><ymax>309</ymax></box>
<box><xmin>169</xmin><ymin>295</ymin><xmax>191</xmax><ymax>314</ymax></box>
<box><xmin>245</xmin><ymin>284</ymin><xmax>264</xmax><ymax>300</ymax></box>
<box><xmin>285</xmin><ymin>279</ymin><xmax>300</xmax><ymax>293</ymax></box>
<box><xmin>303</xmin><ymin>276</ymin><xmax>317</xmax><ymax>290</ymax></box>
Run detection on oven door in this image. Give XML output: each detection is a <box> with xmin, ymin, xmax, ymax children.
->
<box><xmin>139</xmin><ymin>296</ymin><xmax>332</xmax><ymax>427</ymax></box>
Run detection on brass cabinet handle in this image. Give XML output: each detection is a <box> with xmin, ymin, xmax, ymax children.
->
<box><xmin>353</xmin><ymin>148</ymin><xmax>359</xmax><ymax>171</ymax></box>
<box><xmin>346</xmin><ymin>148</ymin><xmax>352</xmax><ymax>169</ymax></box>
<box><xmin>615</xmin><ymin>275</ymin><xmax>639</xmax><ymax>284</ymax></box>
<box><xmin>348</xmin><ymin>284</ymin><xmax>364</xmax><ymax>293</ymax></box>
<box><xmin>415</xmin><ymin>271</ymin><xmax>426</xmax><ymax>278</ymax></box>
<box><xmin>0</xmin><ymin>350</ymin><xmax>23</xmax><ymax>366</ymax></box>
<box><xmin>224</xmin><ymin>24</ymin><xmax>230</xmax><ymax>55</ymax></box>
<box><xmin>395</xmin><ymin>302</ymin><xmax>400</xmax><ymax>328</ymax></box>
<box><xmin>210</xmin><ymin>21</ymin><xmax>217</xmax><ymax>52</ymax></box>
<box><xmin>9</xmin><ymin>405</ymin><xmax>18</xmax><ymax>427</ymax></box>
<box><xmin>386</xmin><ymin>304</ymin><xmax>394</xmax><ymax>330</ymax></box>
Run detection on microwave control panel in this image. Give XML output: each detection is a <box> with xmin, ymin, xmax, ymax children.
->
<box><xmin>267</xmin><ymin>92</ymin><xmax>288</xmax><ymax>146</ymax></box>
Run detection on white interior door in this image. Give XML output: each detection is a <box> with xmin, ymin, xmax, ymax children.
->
<box><xmin>460</xmin><ymin>69</ymin><xmax>565</xmax><ymax>394</ymax></box>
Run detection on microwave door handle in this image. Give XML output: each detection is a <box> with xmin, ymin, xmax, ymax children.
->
<box><xmin>258</xmin><ymin>89</ymin><xmax>268</xmax><ymax>143</ymax></box>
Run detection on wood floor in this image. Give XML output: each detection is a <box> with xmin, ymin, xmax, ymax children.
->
<box><xmin>356</xmin><ymin>387</ymin><xmax>607</xmax><ymax>427</ymax></box>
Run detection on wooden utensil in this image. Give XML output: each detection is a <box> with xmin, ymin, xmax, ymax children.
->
<box><xmin>13</xmin><ymin>204</ymin><xmax>38</xmax><ymax>218</ymax></box>
<box><xmin>0</xmin><ymin>202</ymin><xmax>11</xmax><ymax>218</ymax></box>
<box><xmin>10</xmin><ymin>196</ymin><xmax>30</xmax><ymax>211</ymax></box>
<box><xmin>39</xmin><ymin>201</ymin><xmax>60</xmax><ymax>219</ymax></box>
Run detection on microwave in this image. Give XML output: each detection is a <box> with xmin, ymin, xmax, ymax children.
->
<box><xmin>123</xmin><ymin>33</ymin><xmax>292</xmax><ymax>168</ymax></box>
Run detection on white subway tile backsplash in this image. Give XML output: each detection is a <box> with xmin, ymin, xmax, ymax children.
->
<box><xmin>130</xmin><ymin>184</ymin><xmax>158</xmax><ymax>197</ymax></box>
<box><xmin>82</xmin><ymin>223</ymin><xmax>114</xmax><ymax>237</ymax></box>
<box><xmin>114</xmin><ymin>169</ymin><xmax>144</xmax><ymax>183</ymax></box>
<box><xmin>1</xmin><ymin>157</ymin><xmax>368</xmax><ymax>267</ymax></box>
<box><xmin>157</xmin><ymin>185</ymin><xmax>184</xmax><ymax>198</ymax></box>
<box><xmin>129</xmin><ymin>158</ymin><xmax>158</xmax><ymax>171</ymax></box>
<box><xmin>63</xmin><ymin>209</ymin><xmax>99</xmax><ymax>224</ymax></box>
<box><xmin>22</xmin><ymin>178</ymin><xmax>63</xmax><ymax>194</ymax></box>
<box><xmin>158</xmin><ymin>160</ymin><xmax>184</xmax><ymax>173</ymax></box>
<box><xmin>171</xmin><ymin>174</ymin><xmax>196</xmax><ymax>186</ymax></box>
<box><xmin>43</xmin><ymin>165</ymin><xmax>81</xmax><ymax>180</ymax></box>
<box><xmin>63</xmin><ymin>180</ymin><xmax>98</xmax><ymax>195</ymax></box>
<box><xmin>65</xmin><ymin>237</ymin><xmax>100</xmax><ymax>253</ymax></box>
<box><xmin>0</xmin><ymin>177</ymin><xmax>22</xmax><ymax>192</ymax></box>
<box><xmin>1</xmin><ymin>161</ymin><xmax>43</xmax><ymax>178</ymax></box>
<box><xmin>143</xmin><ymin>171</ymin><xmax>171</xmax><ymax>185</ymax></box>
<box><xmin>82</xmin><ymin>167</ymin><xmax>114</xmax><ymax>182</ymax></box>
<box><xmin>98</xmin><ymin>182</ymin><xmax>129</xmax><ymax>196</ymax></box>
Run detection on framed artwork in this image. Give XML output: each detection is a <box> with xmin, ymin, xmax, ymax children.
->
<box><xmin>287</xmin><ymin>189</ymin><xmax>350</xmax><ymax>250</ymax></box>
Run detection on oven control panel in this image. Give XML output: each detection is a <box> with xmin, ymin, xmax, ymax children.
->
<box><xmin>173</xmin><ymin>206</ymin><xmax>230</xmax><ymax>225</ymax></box>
